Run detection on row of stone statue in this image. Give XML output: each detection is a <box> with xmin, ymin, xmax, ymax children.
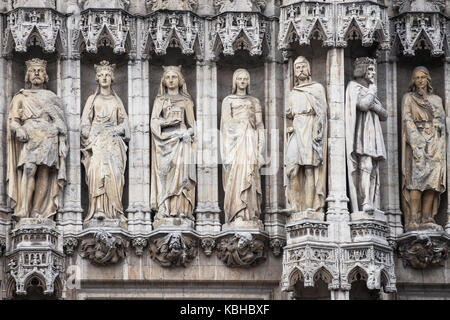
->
<box><xmin>6</xmin><ymin>57</ymin><xmax>446</xmax><ymax>232</ymax></box>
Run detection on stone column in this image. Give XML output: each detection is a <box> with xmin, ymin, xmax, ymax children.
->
<box><xmin>195</xmin><ymin>60</ymin><xmax>221</xmax><ymax>234</ymax></box>
<box><xmin>325</xmin><ymin>48</ymin><xmax>350</xmax><ymax>300</ymax></box>
<box><xmin>263</xmin><ymin>60</ymin><xmax>286</xmax><ymax>240</ymax></box>
<box><xmin>325</xmin><ymin>48</ymin><xmax>349</xmax><ymax>220</ymax></box>
<box><xmin>377</xmin><ymin>52</ymin><xmax>403</xmax><ymax>237</ymax></box>
<box><xmin>58</xmin><ymin>57</ymin><xmax>83</xmax><ymax>233</ymax></box>
<box><xmin>0</xmin><ymin>53</ymin><xmax>8</xmax><ymax>216</ymax></box>
<box><xmin>445</xmin><ymin>57</ymin><xmax>450</xmax><ymax>233</ymax></box>
<box><xmin>126</xmin><ymin>58</ymin><xmax>152</xmax><ymax>233</ymax></box>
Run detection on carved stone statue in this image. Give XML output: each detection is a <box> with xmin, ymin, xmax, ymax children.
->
<box><xmin>80</xmin><ymin>61</ymin><xmax>130</xmax><ymax>226</ymax></box>
<box><xmin>151</xmin><ymin>66</ymin><xmax>196</xmax><ymax>227</ymax></box>
<box><xmin>7</xmin><ymin>58</ymin><xmax>68</xmax><ymax>221</ymax></box>
<box><xmin>284</xmin><ymin>56</ymin><xmax>327</xmax><ymax>216</ymax></box>
<box><xmin>220</xmin><ymin>69</ymin><xmax>265</xmax><ymax>227</ymax></box>
<box><xmin>345</xmin><ymin>57</ymin><xmax>387</xmax><ymax>214</ymax></box>
<box><xmin>401</xmin><ymin>66</ymin><xmax>446</xmax><ymax>231</ymax></box>
<box><xmin>147</xmin><ymin>0</ymin><xmax>197</xmax><ymax>11</ymax></box>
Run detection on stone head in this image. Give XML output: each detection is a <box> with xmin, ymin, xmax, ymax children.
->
<box><xmin>160</xmin><ymin>65</ymin><xmax>187</xmax><ymax>95</ymax></box>
<box><xmin>232</xmin><ymin>68</ymin><xmax>251</xmax><ymax>94</ymax></box>
<box><xmin>95</xmin><ymin>60</ymin><xmax>115</xmax><ymax>88</ymax></box>
<box><xmin>25</xmin><ymin>58</ymin><xmax>49</xmax><ymax>87</ymax></box>
<box><xmin>293</xmin><ymin>56</ymin><xmax>311</xmax><ymax>84</ymax></box>
<box><xmin>354</xmin><ymin>57</ymin><xmax>376</xmax><ymax>84</ymax></box>
<box><xmin>409</xmin><ymin>66</ymin><xmax>433</xmax><ymax>94</ymax></box>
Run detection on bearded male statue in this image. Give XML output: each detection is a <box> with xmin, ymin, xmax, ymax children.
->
<box><xmin>7</xmin><ymin>58</ymin><xmax>68</xmax><ymax>221</ymax></box>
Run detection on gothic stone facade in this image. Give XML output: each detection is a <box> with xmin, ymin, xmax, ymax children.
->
<box><xmin>0</xmin><ymin>0</ymin><xmax>449</xmax><ymax>300</ymax></box>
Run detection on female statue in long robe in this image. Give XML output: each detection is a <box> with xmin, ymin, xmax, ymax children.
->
<box><xmin>401</xmin><ymin>66</ymin><xmax>446</xmax><ymax>231</ymax></box>
<box><xmin>220</xmin><ymin>69</ymin><xmax>265</xmax><ymax>225</ymax></box>
<box><xmin>80</xmin><ymin>61</ymin><xmax>130</xmax><ymax>225</ymax></box>
<box><xmin>150</xmin><ymin>66</ymin><xmax>196</xmax><ymax>225</ymax></box>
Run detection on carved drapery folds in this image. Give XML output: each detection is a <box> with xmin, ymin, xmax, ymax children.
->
<box><xmin>141</xmin><ymin>11</ymin><xmax>204</xmax><ymax>58</ymax></box>
<box><xmin>149</xmin><ymin>232</ymin><xmax>197</xmax><ymax>267</ymax></box>
<box><xmin>278</xmin><ymin>1</ymin><xmax>390</xmax><ymax>58</ymax></box>
<box><xmin>79</xmin><ymin>230</ymin><xmax>129</xmax><ymax>265</ymax></box>
<box><xmin>3</xmin><ymin>8</ymin><xmax>67</xmax><ymax>55</ymax></box>
<box><xmin>74</xmin><ymin>9</ymin><xmax>136</xmax><ymax>56</ymax></box>
<box><xmin>216</xmin><ymin>233</ymin><xmax>266</xmax><ymax>267</ymax></box>
<box><xmin>211</xmin><ymin>12</ymin><xmax>271</xmax><ymax>57</ymax></box>
<box><xmin>397</xmin><ymin>233</ymin><xmax>449</xmax><ymax>269</ymax></box>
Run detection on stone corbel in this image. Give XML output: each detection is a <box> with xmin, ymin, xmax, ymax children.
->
<box><xmin>200</xmin><ymin>237</ymin><xmax>216</xmax><ymax>256</ymax></box>
<box><xmin>79</xmin><ymin>229</ymin><xmax>129</xmax><ymax>265</ymax></box>
<box><xmin>149</xmin><ymin>232</ymin><xmax>198</xmax><ymax>267</ymax></box>
<box><xmin>269</xmin><ymin>237</ymin><xmax>286</xmax><ymax>257</ymax></box>
<box><xmin>63</xmin><ymin>236</ymin><xmax>79</xmax><ymax>256</ymax></box>
<box><xmin>216</xmin><ymin>232</ymin><xmax>267</xmax><ymax>268</ymax></box>
<box><xmin>397</xmin><ymin>232</ymin><xmax>449</xmax><ymax>269</ymax></box>
<box><xmin>131</xmin><ymin>237</ymin><xmax>148</xmax><ymax>256</ymax></box>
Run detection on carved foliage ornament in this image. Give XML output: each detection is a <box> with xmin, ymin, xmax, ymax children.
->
<box><xmin>150</xmin><ymin>232</ymin><xmax>197</xmax><ymax>267</ymax></box>
<box><xmin>398</xmin><ymin>234</ymin><xmax>449</xmax><ymax>269</ymax></box>
<box><xmin>142</xmin><ymin>11</ymin><xmax>204</xmax><ymax>58</ymax></box>
<box><xmin>201</xmin><ymin>237</ymin><xmax>216</xmax><ymax>256</ymax></box>
<box><xmin>79</xmin><ymin>230</ymin><xmax>129</xmax><ymax>265</ymax></box>
<box><xmin>63</xmin><ymin>237</ymin><xmax>79</xmax><ymax>256</ymax></box>
<box><xmin>216</xmin><ymin>233</ymin><xmax>266</xmax><ymax>268</ymax></box>
<box><xmin>3</xmin><ymin>8</ymin><xmax>67</xmax><ymax>55</ymax></box>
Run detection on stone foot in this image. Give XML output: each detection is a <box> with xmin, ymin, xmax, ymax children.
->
<box><xmin>362</xmin><ymin>203</ymin><xmax>374</xmax><ymax>215</ymax></box>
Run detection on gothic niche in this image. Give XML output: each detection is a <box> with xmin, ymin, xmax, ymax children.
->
<box><xmin>149</xmin><ymin>232</ymin><xmax>198</xmax><ymax>267</ymax></box>
<box><xmin>398</xmin><ymin>234</ymin><xmax>449</xmax><ymax>269</ymax></box>
<box><xmin>79</xmin><ymin>230</ymin><xmax>129</xmax><ymax>265</ymax></box>
<box><xmin>216</xmin><ymin>233</ymin><xmax>266</xmax><ymax>267</ymax></box>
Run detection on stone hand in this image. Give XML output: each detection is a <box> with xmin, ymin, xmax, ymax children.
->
<box><xmin>287</xmin><ymin>126</ymin><xmax>294</xmax><ymax>134</ymax></box>
<box><xmin>16</xmin><ymin>127</ymin><xmax>28</xmax><ymax>142</ymax></box>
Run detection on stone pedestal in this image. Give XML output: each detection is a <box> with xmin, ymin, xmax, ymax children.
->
<box><xmin>153</xmin><ymin>218</ymin><xmax>195</xmax><ymax>230</ymax></box>
<box><xmin>5</xmin><ymin>218</ymin><xmax>64</xmax><ymax>297</ymax></box>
